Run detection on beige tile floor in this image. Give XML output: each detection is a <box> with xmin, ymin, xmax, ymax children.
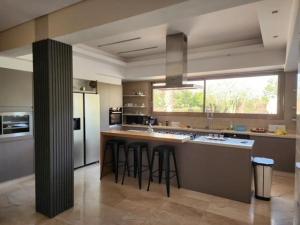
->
<box><xmin>0</xmin><ymin>164</ymin><xmax>295</xmax><ymax>225</ymax></box>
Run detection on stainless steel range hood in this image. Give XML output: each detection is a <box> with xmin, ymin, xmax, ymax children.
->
<box><xmin>164</xmin><ymin>32</ymin><xmax>191</xmax><ymax>89</ymax></box>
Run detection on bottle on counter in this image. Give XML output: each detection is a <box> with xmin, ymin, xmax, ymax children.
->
<box><xmin>229</xmin><ymin>121</ymin><xmax>234</xmax><ymax>130</ymax></box>
<box><xmin>165</xmin><ymin>121</ymin><xmax>169</xmax><ymax>126</ymax></box>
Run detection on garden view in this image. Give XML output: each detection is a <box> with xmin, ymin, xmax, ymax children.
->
<box><xmin>153</xmin><ymin>75</ymin><xmax>278</xmax><ymax>114</ymax></box>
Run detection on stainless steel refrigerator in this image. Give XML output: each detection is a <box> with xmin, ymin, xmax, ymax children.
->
<box><xmin>73</xmin><ymin>93</ymin><xmax>100</xmax><ymax>168</ymax></box>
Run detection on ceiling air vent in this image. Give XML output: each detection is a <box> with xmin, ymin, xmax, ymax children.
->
<box><xmin>118</xmin><ymin>46</ymin><xmax>158</xmax><ymax>54</ymax></box>
<box><xmin>97</xmin><ymin>37</ymin><xmax>141</xmax><ymax>47</ymax></box>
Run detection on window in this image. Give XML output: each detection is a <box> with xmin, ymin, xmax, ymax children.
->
<box><xmin>206</xmin><ymin>75</ymin><xmax>278</xmax><ymax>114</ymax></box>
<box><xmin>152</xmin><ymin>74</ymin><xmax>280</xmax><ymax>115</ymax></box>
<box><xmin>153</xmin><ymin>81</ymin><xmax>204</xmax><ymax>112</ymax></box>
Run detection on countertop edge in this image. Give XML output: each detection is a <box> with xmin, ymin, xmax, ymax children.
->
<box><xmin>188</xmin><ymin>139</ymin><xmax>253</xmax><ymax>149</ymax></box>
<box><xmin>101</xmin><ymin>130</ymin><xmax>190</xmax><ymax>143</ymax></box>
<box><xmin>102</xmin><ymin>130</ymin><xmax>254</xmax><ymax>149</ymax></box>
<box><xmin>0</xmin><ymin>135</ymin><xmax>34</xmax><ymax>143</ymax></box>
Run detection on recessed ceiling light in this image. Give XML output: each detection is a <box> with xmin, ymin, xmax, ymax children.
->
<box><xmin>273</xmin><ymin>35</ymin><xmax>279</xmax><ymax>38</ymax></box>
<box><xmin>272</xmin><ymin>10</ymin><xmax>278</xmax><ymax>14</ymax></box>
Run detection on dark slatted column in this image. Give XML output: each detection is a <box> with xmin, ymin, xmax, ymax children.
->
<box><xmin>33</xmin><ymin>39</ymin><xmax>74</xmax><ymax>218</ymax></box>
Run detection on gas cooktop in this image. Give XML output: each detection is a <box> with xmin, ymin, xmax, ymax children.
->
<box><xmin>155</xmin><ymin>130</ymin><xmax>200</xmax><ymax>140</ymax></box>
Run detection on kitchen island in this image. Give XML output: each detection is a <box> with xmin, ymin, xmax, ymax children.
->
<box><xmin>122</xmin><ymin>124</ymin><xmax>296</xmax><ymax>172</ymax></box>
<box><xmin>100</xmin><ymin>130</ymin><xmax>255</xmax><ymax>203</ymax></box>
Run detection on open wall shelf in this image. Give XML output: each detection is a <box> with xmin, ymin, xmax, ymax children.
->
<box><xmin>122</xmin><ymin>81</ymin><xmax>151</xmax><ymax>124</ymax></box>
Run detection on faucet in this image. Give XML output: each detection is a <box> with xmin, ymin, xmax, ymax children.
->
<box><xmin>148</xmin><ymin>123</ymin><xmax>154</xmax><ymax>133</ymax></box>
<box><xmin>205</xmin><ymin>104</ymin><xmax>214</xmax><ymax>130</ymax></box>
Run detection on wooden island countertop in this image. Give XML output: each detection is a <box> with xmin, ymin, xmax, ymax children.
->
<box><xmin>101</xmin><ymin>130</ymin><xmax>191</xmax><ymax>143</ymax></box>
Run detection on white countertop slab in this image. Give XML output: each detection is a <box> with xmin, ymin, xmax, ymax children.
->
<box><xmin>189</xmin><ymin>136</ymin><xmax>255</xmax><ymax>149</ymax></box>
<box><xmin>103</xmin><ymin>130</ymin><xmax>254</xmax><ymax>149</ymax></box>
<box><xmin>122</xmin><ymin>124</ymin><xmax>296</xmax><ymax>139</ymax></box>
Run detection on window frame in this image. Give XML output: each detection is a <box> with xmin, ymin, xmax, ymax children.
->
<box><xmin>151</xmin><ymin>71</ymin><xmax>285</xmax><ymax>119</ymax></box>
<box><xmin>152</xmin><ymin>82</ymin><xmax>205</xmax><ymax>114</ymax></box>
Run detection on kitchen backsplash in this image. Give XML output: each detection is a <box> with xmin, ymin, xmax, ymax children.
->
<box><xmin>124</xmin><ymin>72</ymin><xmax>297</xmax><ymax>134</ymax></box>
<box><xmin>155</xmin><ymin>115</ymin><xmax>296</xmax><ymax>133</ymax></box>
<box><xmin>156</xmin><ymin>72</ymin><xmax>297</xmax><ymax>133</ymax></box>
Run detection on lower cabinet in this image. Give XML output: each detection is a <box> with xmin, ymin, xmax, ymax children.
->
<box><xmin>0</xmin><ymin>137</ymin><xmax>34</xmax><ymax>183</ymax></box>
<box><xmin>251</xmin><ymin>136</ymin><xmax>295</xmax><ymax>172</ymax></box>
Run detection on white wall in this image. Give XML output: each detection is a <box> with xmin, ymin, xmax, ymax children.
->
<box><xmin>124</xmin><ymin>49</ymin><xmax>285</xmax><ymax>80</ymax></box>
<box><xmin>0</xmin><ymin>53</ymin><xmax>124</xmax><ymax>85</ymax></box>
<box><xmin>0</xmin><ymin>56</ymin><xmax>32</xmax><ymax>72</ymax></box>
<box><xmin>0</xmin><ymin>43</ymin><xmax>287</xmax><ymax>83</ymax></box>
<box><xmin>73</xmin><ymin>53</ymin><xmax>123</xmax><ymax>85</ymax></box>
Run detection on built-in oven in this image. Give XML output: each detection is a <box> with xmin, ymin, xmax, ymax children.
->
<box><xmin>109</xmin><ymin>107</ymin><xmax>122</xmax><ymax>125</ymax></box>
<box><xmin>0</xmin><ymin>112</ymin><xmax>33</xmax><ymax>138</ymax></box>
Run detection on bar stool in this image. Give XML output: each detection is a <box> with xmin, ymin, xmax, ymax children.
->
<box><xmin>121</xmin><ymin>142</ymin><xmax>151</xmax><ymax>189</ymax></box>
<box><xmin>100</xmin><ymin>139</ymin><xmax>127</xmax><ymax>183</ymax></box>
<box><xmin>147</xmin><ymin>145</ymin><xmax>180</xmax><ymax>197</ymax></box>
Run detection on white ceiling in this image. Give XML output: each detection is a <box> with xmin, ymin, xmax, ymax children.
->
<box><xmin>1</xmin><ymin>0</ymin><xmax>297</xmax><ymax>80</ymax></box>
<box><xmin>257</xmin><ymin>0</ymin><xmax>293</xmax><ymax>49</ymax></box>
<box><xmin>0</xmin><ymin>0</ymin><xmax>82</xmax><ymax>31</ymax></box>
<box><xmin>84</xmin><ymin>0</ymin><xmax>292</xmax><ymax>60</ymax></box>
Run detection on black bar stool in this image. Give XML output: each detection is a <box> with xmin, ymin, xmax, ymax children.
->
<box><xmin>121</xmin><ymin>142</ymin><xmax>151</xmax><ymax>189</ymax></box>
<box><xmin>100</xmin><ymin>139</ymin><xmax>127</xmax><ymax>183</ymax></box>
<box><xmin>147</xmin><ymin>145</ymin><xmax>180</xmax><ymax>197</ymax></box>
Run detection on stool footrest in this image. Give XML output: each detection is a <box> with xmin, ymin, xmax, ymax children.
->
<box><xmin>147</xmin><ymin>145</ymin><xmax>180</xmax><ymax>197</ymax></box>
<box><xmin>151</xmin><ymin>169</ymin><xmax>177</xmax><ymax>177</ymax></box>
<box><xmin>121</xmin><ymin>144</ymin><xmax>151</xmax><ymax>189</ymax></box>
<box><xmin>102</xmin><ymin>160</ymin><xmax>126</xmax><ymax>166</ymax></box>
<box><xmin>151</xmin><ymin>174</ymin><xmax>177</xmax><ymax>180</ymax></box>
<box><xmin>125</xmin><ymin>167</ymin><xmax>148</xmax><ymax>174</ymax></box>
